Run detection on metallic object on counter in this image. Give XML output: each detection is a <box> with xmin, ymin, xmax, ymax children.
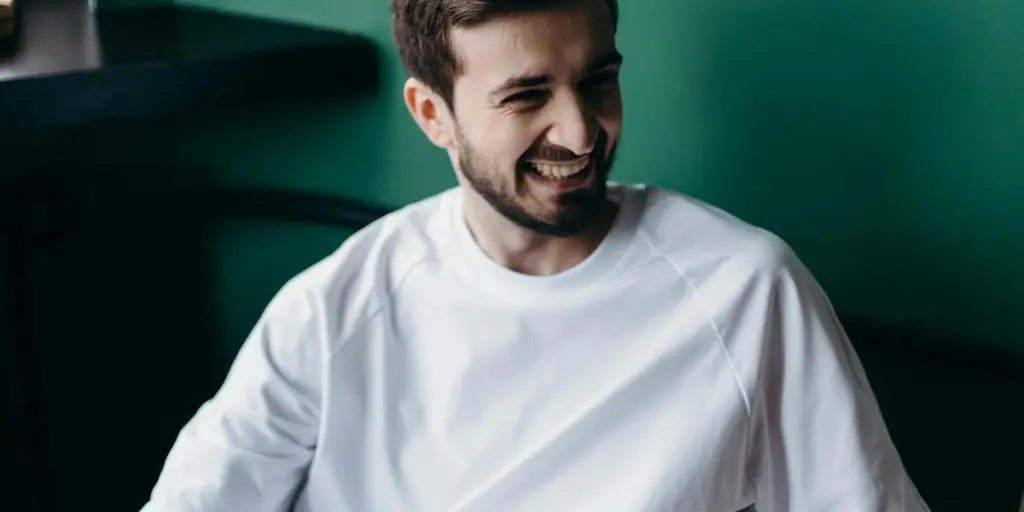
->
<box><xmin>0</xmin><ymin>0</ymin><xmax>14</xmax><ymax>40</ymax></box>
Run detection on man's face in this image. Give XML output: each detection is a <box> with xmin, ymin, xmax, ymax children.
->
<box><xmin>447</xmin><ymin>1</ymin><xmax>623</xmax><ymax>237</ymax></box>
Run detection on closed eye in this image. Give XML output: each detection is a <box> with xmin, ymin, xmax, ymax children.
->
<box><xmin>502</xmin><ymin>89</ymin><xmax>549</xmax><ymax>106</ymax></box>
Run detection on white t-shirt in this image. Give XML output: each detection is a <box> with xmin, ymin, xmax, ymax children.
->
<box><xmin>142</xmin><ymin>183</ymin><xmax>929</xmax><ymax>512</ymax></box>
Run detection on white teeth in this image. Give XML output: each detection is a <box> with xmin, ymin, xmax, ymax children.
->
<box><xmin>531</xmin><ymin>157</ymin><xmax>589</xmax><ymax>180</ymax></box>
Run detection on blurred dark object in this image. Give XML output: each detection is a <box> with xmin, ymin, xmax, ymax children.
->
<box><xmin>0</xmin><ymin>174</ymin><xmax>390</xmax><ymax>511</ymax></box>
<box><xmin>0</xmin><ymin>0</ymin><xmax>14</xmax><ymax>38</ymax></box>
<box><xmin>0</xmin><ymin>0</ymin><xmax>378</xmax><ymax>131</ymax></box>
<box><xmin>0</xmin><ymin>0</ymin><xmax>17</xmax><ymax>57</ymax></box>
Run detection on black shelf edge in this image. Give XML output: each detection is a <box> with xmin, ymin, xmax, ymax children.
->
<box><xmin>0</xmin><ymin>0</ymin><xmax>380</xmax><ymax>131</ymax></box>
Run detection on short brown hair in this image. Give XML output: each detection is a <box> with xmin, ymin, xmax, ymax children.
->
<box><xmin>391</xmin><ymin>0</ymin><xmax>619</xmax><ymax>109</ymax></box>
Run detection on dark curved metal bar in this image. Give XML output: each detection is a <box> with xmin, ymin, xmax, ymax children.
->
<box><xmin>840</xmin><ymin>314</ymin><xmax>1024</xmax><ymax>381</ymax></box>
<box><xmin>184</xmin><ymin>184</ymin><xmax>393</xmax><ymax>229</ymax></box>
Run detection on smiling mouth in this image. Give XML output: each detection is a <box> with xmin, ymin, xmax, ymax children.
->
<box><xmin>524</xmin><ymin>155</ymin><xmax>590</xmax><ymax>181</ymax></box>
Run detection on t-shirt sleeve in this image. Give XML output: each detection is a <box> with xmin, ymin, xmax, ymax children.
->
<box><xmin>748</xmin><ymin>252</ymin><xmax>930</xmax><ymax>512</ymax></box>
<box><xmin>139</xmin><ymin>282</ymin><xmax>324</xmax><ymax>512</ymax></box>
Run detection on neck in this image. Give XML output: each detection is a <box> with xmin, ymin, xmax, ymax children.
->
<box><xmin>461</xmin><ymin>189</ymin><xmax>618</xmax><ymax>276</ymax></box>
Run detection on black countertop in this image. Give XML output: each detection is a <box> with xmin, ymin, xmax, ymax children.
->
<box><xmin>0</xmin><ymin>0</ymin><xmax>379</xmax><ymax>130</ymax></box>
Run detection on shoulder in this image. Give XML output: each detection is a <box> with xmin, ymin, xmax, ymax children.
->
<box><xmin>625</xmin><ymin>188</ymin><xmax>864</xmax><ymax>404</ymax></box>
<box><xmin>628</xmin><ymin>185</ymin><xmax>795</xmax><ymax>285</ymax></box>
<box><xmin>261</xmin><ymin>187</ymin><xmax>458</xmax><ymax>353</ymax></box>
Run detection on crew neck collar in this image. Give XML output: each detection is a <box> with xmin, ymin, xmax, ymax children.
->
<box><xmin>447</xmin><ymin>182</ymin><xmax>644</xmax><ymax>303</ymax></box>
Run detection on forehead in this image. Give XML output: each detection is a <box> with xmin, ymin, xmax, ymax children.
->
<box><xmin>450</xmin><ymin>2</ymin><xmax>617</xmax><ymax>91</ymax></box>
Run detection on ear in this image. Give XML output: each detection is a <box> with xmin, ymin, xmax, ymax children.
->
<box><xmin>403</xmin><ymin>78</ymin><xmax>455</xmax><ymax>149</ymax></box>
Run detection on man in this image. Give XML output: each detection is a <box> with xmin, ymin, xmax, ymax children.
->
<box><xmin>142</xmin><ymin>0</ymin><xmax>930</xmax><ymax>510</ymax></box>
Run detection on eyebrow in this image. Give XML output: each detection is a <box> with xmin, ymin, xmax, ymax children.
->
<box><xmin>488</xmin><ymin>49</ymin><xmax>624</xmax><ymax>101</ymax></box>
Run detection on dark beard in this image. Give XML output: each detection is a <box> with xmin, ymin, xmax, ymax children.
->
<box><xmin>457</xmin><ymin>130</ymin><xmax>616</xmax><ymax>238</ymax></box>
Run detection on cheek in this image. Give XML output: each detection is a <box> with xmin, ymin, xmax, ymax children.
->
<box><xmin>593</xmin><ymin>93</ymin><xmax>623</xmax><ymax>148</ymax></box>
<box><xmin>475</xmin><ymin>122</ymin><xmax>538</xmax><ymax>167</ymax></box>
<box><xmin>600</xmin><ymin>117</ymin><xmax>622</xmax><ymax>153</ymax></box>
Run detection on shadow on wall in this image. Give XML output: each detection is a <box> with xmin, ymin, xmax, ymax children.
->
<box><xmin>621</xmin><ymin>1</ymin><xmax>1024</xmax><ymax>355</ymax></box>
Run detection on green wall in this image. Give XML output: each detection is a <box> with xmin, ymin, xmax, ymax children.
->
<box><xmin>169</xmin><ymin>0</ymin><xmax>1024</xmax><ymax>357</ymax></box>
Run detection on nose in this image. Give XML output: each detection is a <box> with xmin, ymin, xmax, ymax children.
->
<box><xmin>544</xmin><ymin>93</ymin><xmax>598</xmax><ymax>157</ymax></box>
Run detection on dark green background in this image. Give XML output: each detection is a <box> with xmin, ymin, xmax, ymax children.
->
<box><xmin>169</xmin><ymin>0</ymin><xmax>1024</xmax><ymax>357</ymax></box>
<box><xmin>4</xmin><ymin>0</ymin><xmax>1022</xmax><ymax>510</ymax></box>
